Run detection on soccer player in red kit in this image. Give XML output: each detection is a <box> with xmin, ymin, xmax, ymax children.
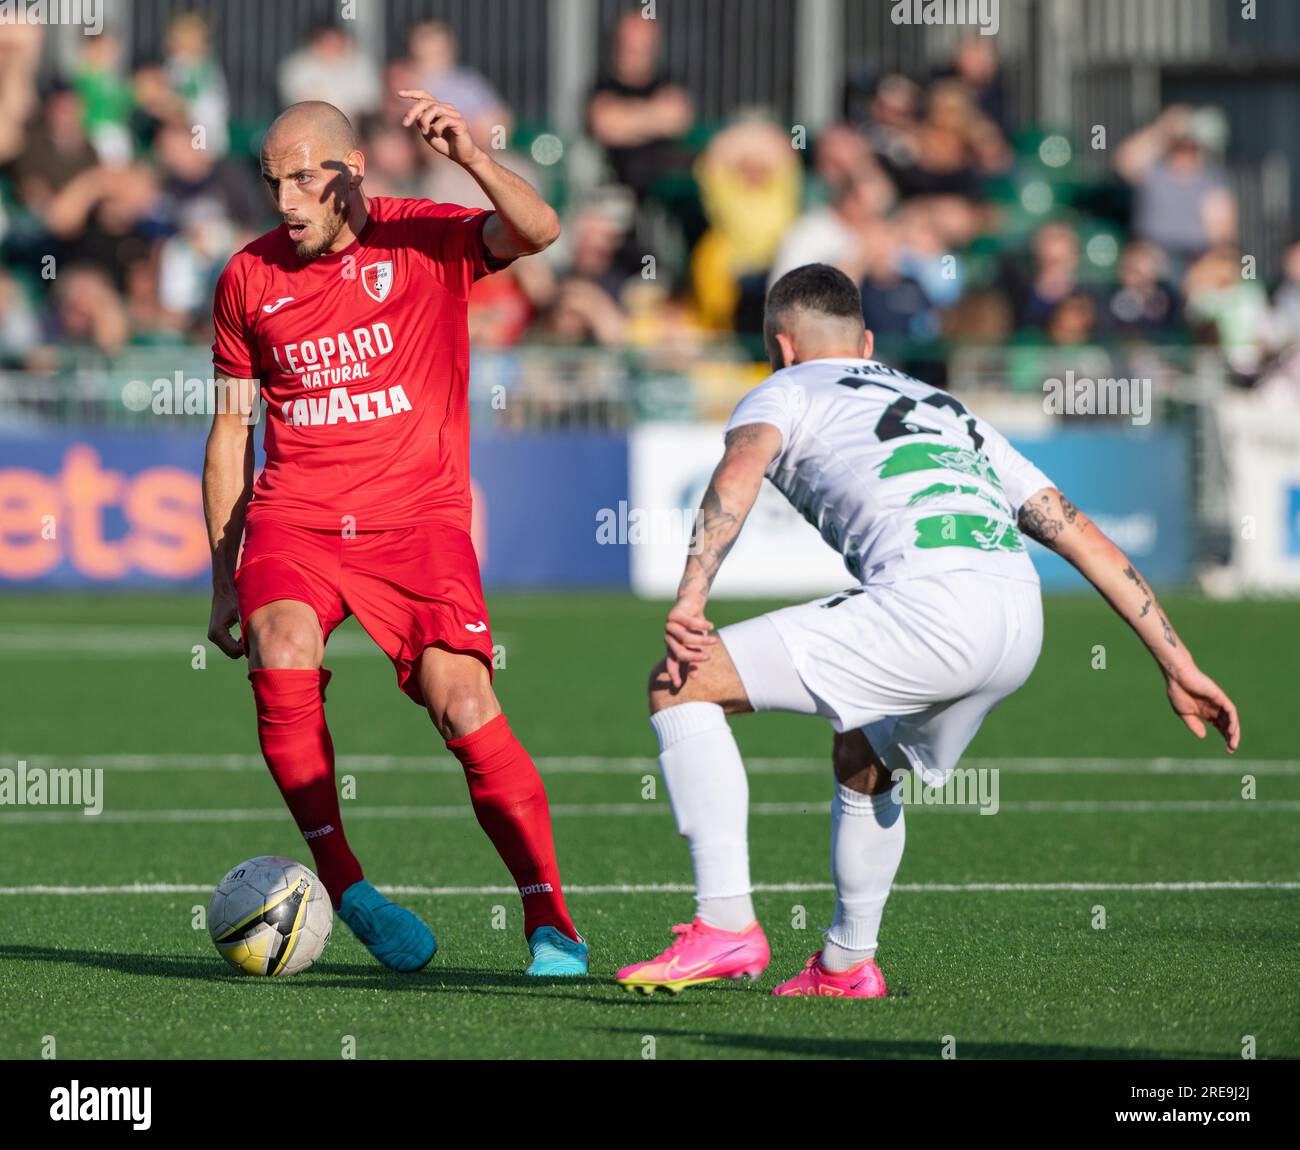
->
<box><xmin>202</xmin><ymin>97</ymin><xmax>586</xmax><ymax>975</ymax></box>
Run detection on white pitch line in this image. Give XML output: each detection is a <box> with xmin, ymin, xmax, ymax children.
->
<box><xmin>2</xmin><ymin>799</ymin><xmax>1297</xmax><ymax>825</ymax></box>
<box><xmin>0</xmin><ymin>752</ymin><xmax>1292</xmax><ymax>776</ymax></box>
<box><xmin>0</xmin><ymin>624</ymin><xmax>514</xmax><ymax>659</ymax></box>
<box><xmin>0</xmin><ymin>625</ymin><xmax>380</xmax><ymax>658</ymax></box>
<box><xmin>0</xmin><ymin>880</ymin><xmax>1298</xmax><ymax>897</ymax></box>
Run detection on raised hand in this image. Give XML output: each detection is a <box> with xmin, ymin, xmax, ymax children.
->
<box><xmin>398</xmin><ymin>90</ymin><xmax>481</xmax><ymax>166</ymax></box>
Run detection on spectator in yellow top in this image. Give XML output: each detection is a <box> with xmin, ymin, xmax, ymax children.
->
<box><xmin>691</xmin><ymin>116</ymin><xmax>802</xmax><ymax>330</ymax></box>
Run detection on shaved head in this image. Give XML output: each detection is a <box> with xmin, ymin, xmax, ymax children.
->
<box><xmin>264</xmin><ymin>100</ymin><xmax>358</xmax><ymax>158</ymax></box>
<box><xmin>261</xmin><ymin>101</ymin><xmax>364</xmax><ymax>259</ymax></box>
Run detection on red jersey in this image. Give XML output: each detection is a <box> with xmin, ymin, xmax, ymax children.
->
<box><xmin>211</xmin><ymin>196</ymin><xmax>505</xmax><ymax>531</ymax></box>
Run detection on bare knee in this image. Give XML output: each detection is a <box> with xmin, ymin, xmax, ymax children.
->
<box><xmin>246</xmin><ymin>603</ymin><xmax>323</xmax><ymax>669</ymax></box>
<box><xmin>437</xmin><ymin>683</ymin><xmax>499</xmax><ymax>740</ymax></box>
<box><xmin>646</xmin><ymin>656</ymin><xmax>750</xmax><ymax>717</ymax></box>
<box><xmin>419</xmin><ymin>649</ymin><xmax>500</xmax><ymax>740</ymax></box>
<box><xmin>833</xmin><ymin>730</ymin><xmax>896</xmax><ymax>795</ymax></box>
<box><xmin>646</xmin><ymin>658</ymin><xmax>705</xmax><ymax>715</ymax></box>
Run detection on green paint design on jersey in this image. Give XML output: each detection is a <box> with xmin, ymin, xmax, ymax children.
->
<box><xmin>878</xmin><ymin>441</ymin><xmax>1003</xmax><ymax>488</ymax></box>
<box><xmin>908</xmin><ymin>481</ymin><xmax>1009</xmax><ymax>514</ymax></box>
<box><xmin>913</xmin><ymin>514</ymin><xmax>1025</xmax><ymax>553</ymax></box>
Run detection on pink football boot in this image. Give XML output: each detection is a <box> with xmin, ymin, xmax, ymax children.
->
<box><xmin>772</xmin><ymin>951</ymin><xmax>887</xmax><ymax>998</ymax></box>
<box><xmin>616</xmin><ymin>919</ymin><xmax>770</xmax><ymax>995</ymax></box>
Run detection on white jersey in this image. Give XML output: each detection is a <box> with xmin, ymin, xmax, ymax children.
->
<box><xmin>725</xmin><ymin>357</ymin><xmax>1054</xmax><ymax>585</ymax></box>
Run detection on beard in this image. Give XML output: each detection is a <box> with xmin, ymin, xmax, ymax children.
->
<box><xmin>291</xmin><ymin>208</ymin><xmax>348</xmax><ymax>260</ymax></box>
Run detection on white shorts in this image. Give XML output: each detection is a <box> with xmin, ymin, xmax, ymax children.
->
<box><xmin>719</xmin><ymin>572</ymin><xmax>1044</xmax><ymax>786</ymax></box>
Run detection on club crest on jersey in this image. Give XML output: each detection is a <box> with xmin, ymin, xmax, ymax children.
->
<box><xmin>361</xmin><ymin>261</ymin><xmax>393</xmax><ymax>303</ymax></box>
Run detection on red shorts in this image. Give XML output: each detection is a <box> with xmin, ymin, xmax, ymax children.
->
<box><xmin>234</xmin><ymin>515</ymin><xmax>494</xmax><ymax>706</ymax></box>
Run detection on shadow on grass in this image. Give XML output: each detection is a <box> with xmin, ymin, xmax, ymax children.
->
<box><xmin>593</xmin><ymin>1024</ymin><xmax>1221</xmax><ymax>1060</ymax></box>
<box><xmin>0</xmin><ymin>943</ymin><xmax>621</xmax><ymax>997</ymax></box>
<box><xmin>1</xmin><ymin>944</ymin><xmax>1234</xmax><ymax>1057</ymax></box>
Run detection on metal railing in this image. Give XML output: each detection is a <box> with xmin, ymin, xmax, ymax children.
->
<box><xmin>0</xmin><ymin>340</ymin><xmax>1236</xmax><ymax>429</ymax></box>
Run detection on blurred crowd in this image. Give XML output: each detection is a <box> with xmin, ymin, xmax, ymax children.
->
<box><xmin>2</xmin><ymin>11</ymin><xmax>1300</xmax><ymax>406</ymax></box>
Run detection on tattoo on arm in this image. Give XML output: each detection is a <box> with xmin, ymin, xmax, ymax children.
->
<box><xmin>685</xmin><ymin>484</ymin><xmax>739</xmax><ymax>587</ymax></box>
<box><xmin>1017</xmin><ymin>492</ymin><xmax>1066</xmax><ymax>546</ymax></box>
<box><xmin>1123</xmin><ymin>563</ymin><xmax>1178</xmax><ymax>648</ymax></box>
<box><xmin>1159</xmin><ymin>611</ymin><xmax>1176</xmax><ymax>648</ymax></box>
<box><xmin>678</xmin><ymin>425</ymin><xmax>775</xmax><ymax>598</ymax></box>
<box><xmin>724</xmin><ymin>423</ymin><xmax>770</xmax><ymax>451</ymax></box>
<box><xmin>1123</xmin><ymin>564</ymin><xmax>1153</xmax><ymax>617</ymax></box>
<box><xmin>1021</xmin><ymin>487</ymin><xmax>1182</xmax><ymax>661</ymax></box>
<box><xmin>1017</xmin><ymin>488</ymin><xmax>1088</xmax><ymax>550</ymax></box>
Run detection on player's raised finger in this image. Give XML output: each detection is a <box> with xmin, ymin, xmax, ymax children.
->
<box><xmin>428</xmin><ymin>114</ymin><xmax>458</xmax><ymax>140</ymax></box>
<box><xmin>415</xmin><ymin>104</ymin><xmax>444</xmax><ymax>133</ymax></box>
<box><xmin>401</xmin><ymin>98</ymin><xmax>436</xmax><ymax>127</ymax></box>
<box><xmin>410</xmin><ymin>101</ymin><xmax>450</xmax><ymax>132</ymax></box>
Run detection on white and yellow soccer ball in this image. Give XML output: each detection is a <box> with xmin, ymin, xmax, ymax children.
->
<box><xmin>208</xmin><ymin>856</ymin><xmax>332</xmax><ymax>976</ymax></box>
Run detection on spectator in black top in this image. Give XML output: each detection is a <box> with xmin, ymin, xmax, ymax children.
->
<box><xmin>152</xmin><ymin>121</ymin><xmax>265</xmax><ymax>232</ymax></box>
<box><xmin>946</xmin><ymin>36</ymin><xmax>1005</xmax><ymax>134</ymax></box>
<box><xmin>587</xmin><ymin>11</ymin><xmax>693</xmax><ymax>203</ymax></box>
<box><xmin>1100</xmin><ymin>240</ymin><xmax>1182</xmax><ymax>341</ymax></box>
<box><xmin>906</xmin><ymin>79</ymin><xmax>1009</xmax><ymax>200</ymax></box>
<box><xmin>43</xmin><ymin>163</ymin><xmax>172</xmax><ymax>295</ymax></box>
<box><xmin>1001</xmin><ymin>220</ymin><xmax>1089</xmax><ymax>330</ymax></box>
<box><xmin>12</xmin><ymin>84</ymin><xmax>98</xmax><ymax>210</ymax></box>
<box><xmin>857</xmin><ymin>219</ymin><xmax>938</xmax><ymax>344</ymax></box>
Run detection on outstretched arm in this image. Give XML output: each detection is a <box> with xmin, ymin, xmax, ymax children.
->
<box><xmin>1017</xmin><ymin>486</ymin><xmax>1240</xmax><ymax>752</ymax></box>
<box><xmin>664</xmin><ymin>422</ymin><xmax>782</xmax><ymax>687</ymax></box>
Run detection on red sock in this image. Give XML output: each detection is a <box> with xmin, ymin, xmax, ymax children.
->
<box><xmin>447</xmin><ymin>714</ymin><xmax>579</xmax><ymax>941</ymax></box>
<box><xmin>250</xmin><ymin>668</ymin><xmax>363</xmax><ymax>908</ymax></box>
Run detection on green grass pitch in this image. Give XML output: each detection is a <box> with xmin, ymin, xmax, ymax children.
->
<box><xmin>0</xmin><ymin>590</ymin><xmax>1296</xmax><ymax>1060</ymax></box>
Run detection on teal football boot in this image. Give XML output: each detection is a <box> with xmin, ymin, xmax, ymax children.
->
<box><xmin>525</xmin><ymin>926</ymin><xmax>589</xmax><ymax>976</ymax></box>
<box><xmin>337</xmin><ymin>880</ymin><xmax>436</xmax><ymax>972</ymax></box>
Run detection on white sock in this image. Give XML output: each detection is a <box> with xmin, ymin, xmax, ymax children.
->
<box><xmin>823</xmin><ymin>783</ymin><xmax>904</xmax><ymax>971</ymax></box>
<box><xmin>650</xmin><ymin>701</ymin><xmax>755</xmax><ymax>931</ymax></box>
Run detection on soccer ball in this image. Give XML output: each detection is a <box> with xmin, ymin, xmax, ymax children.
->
<box><xmin>208</xmin><ymin>856</ymin><xmax>332</xmax><ymax>976</ymax></box>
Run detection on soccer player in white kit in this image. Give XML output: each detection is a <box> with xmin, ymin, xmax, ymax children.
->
<box><xmin>615</xmin><ymin>264</ymin><xmax>1241</xmax><ymax>997</ymax></box>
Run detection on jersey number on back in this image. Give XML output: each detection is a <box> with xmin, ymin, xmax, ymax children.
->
<box><xmin>836</xmin><ymin>377</ymin><xmax>984</xmax><ymax>451</ymax></box>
